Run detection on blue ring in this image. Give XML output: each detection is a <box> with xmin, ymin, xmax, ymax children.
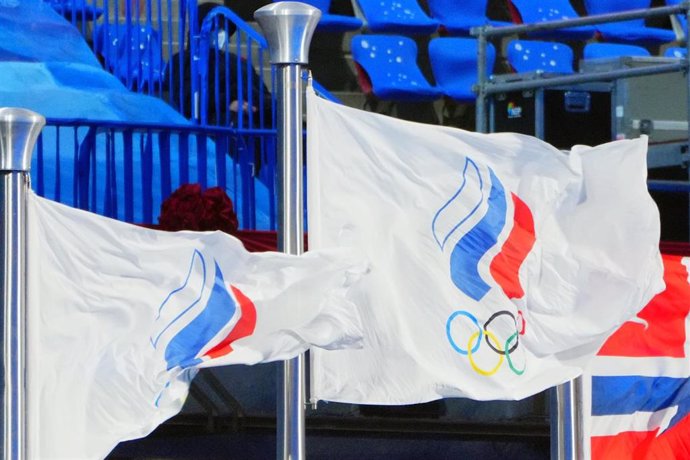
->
<box><xmin>446</xmin><ymin>310</ymin><xmax>482</xmax><ymax>355</ymax></box>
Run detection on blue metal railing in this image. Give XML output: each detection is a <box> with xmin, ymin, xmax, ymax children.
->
<box><xmin>35</xmin><ymin>119</ymin><xmax>277</xmax><ymax>229</ymax></box>
<box><xmin>44</xmin><ymin>1</ymin><xmax>277</xmax><ymax>131</ymax></box>
<box><xmin>37</xmin><ymin>1</ymin><xmax>339</xmax><ymax>232</ymax></box>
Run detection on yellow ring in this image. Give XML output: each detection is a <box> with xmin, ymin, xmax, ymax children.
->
<box><xmin>467</xmin><ymin>330</ymin><xmax>504</xmax><ymax>376</ymax></box>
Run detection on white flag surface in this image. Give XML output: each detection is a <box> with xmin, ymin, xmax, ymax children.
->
<box><xmin>307</xmin><ymin>88</ymin><xmax>664</xmax><ymax>404</ymax></box>
<box><xmin>27</xmin><ymin>193</ymin><xmax>364</xmax><ymax>459</ymax></box>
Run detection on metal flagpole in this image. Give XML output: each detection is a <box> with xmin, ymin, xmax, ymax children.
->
<box><xmin>554</xmin><ymin>377</ymin><xmax>584</xmax><ymax>460</ymax></box>
<box><xmin>254</xmin><ymin>3</ymin><xmax>320</xmax><ymax>460</ymax></box>
<box><xmin>0</xmin><ymin>107</ymin><xmax>45</xmax><ymax>460</ymax></box>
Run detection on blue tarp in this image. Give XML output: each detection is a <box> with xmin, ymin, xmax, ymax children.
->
<box><xmin>0</xmin><ymin>2</ymin><xmax>271</xmax><ymax>228</ymax></box>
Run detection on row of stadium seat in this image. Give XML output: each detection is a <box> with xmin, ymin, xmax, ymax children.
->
<box><xmin>306</xmin><ymin>0</ymin><xmax>684</xmax><ymax>46</ymax></box>
<box><xmin>350</xmin><ymin>34</ymin><xmax>689</xmax><ymax>104</ymax></box>
<box><xmin>506</xmin><ymin>40</ymin><xmax>687</xmax><ymax>74</ymax></box>
<box><xmin>351</xmin><ymin>36</ymin><xmax>490</xmax><ymax>103</ymax></box>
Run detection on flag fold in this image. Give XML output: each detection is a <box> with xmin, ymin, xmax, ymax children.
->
<box><xmin>307</xmin><ymin>88</ymin><xmax>664</xmax><ymax>404</ymax></box>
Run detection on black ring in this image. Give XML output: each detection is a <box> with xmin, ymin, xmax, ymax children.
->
<box><xmin>483</xmin><ymin>310</ymin><xmax>519</xmax><ymax>355</ymax></box>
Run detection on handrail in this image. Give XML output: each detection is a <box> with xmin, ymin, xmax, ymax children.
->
<box><xmin>470</xmin><ymin>4</ymin><xmax>688</xmax><ymax>38</ymax></box>
<box><xmin>481</xmin><ymin>62</ymin><xmax>688</xmax><ymax>94</ymax></box>
<box><xmin>37</xmin><ymin>118</ymin><xmax>278</xmax><ymax>229</ymax></box>
<box><xmin>472</xmin><ymin>2</ymin><xmax>690</xmax><ymax>138</ymax></box>
<box><xmin>43</xmin><ymin>118</ymin><xmax>276</xmax><ymax>136</ymax></box>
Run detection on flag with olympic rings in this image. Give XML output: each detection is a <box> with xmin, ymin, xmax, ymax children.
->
<box><xmin>27</xmin><ymin>193</ymin><xmax>366</xmax><ymax>459</ymax></box>
<box><xmin>308</xmin><ymin>88</ymin><xmax>665</xmax><ymax>403</ymax></box>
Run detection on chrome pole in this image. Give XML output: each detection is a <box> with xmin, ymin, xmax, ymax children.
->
<box><xmin>475</xmin><ymin>26</ymin><xmax>488</xmax><ymax>133</ymax></box>
<box><xmin>554</xmin><ymin>378</ymin><xmax>584</xmax><ymax>460</ymax></box>
<box><xmin>0</xmin><ymin>107</ymin><xmax>45</xmax><ymax>460</ymax></box>
<box><xmin>570</xmin><ymin>377</ymin><xmax>584</xmax><ymax>460</ymax></box>
<box><xmin>254</xmin><ymin>4</ymin><xmax>320</xmax><ymax>460</ymax></box>
<box><xmin>555</xmin><ymin>384</ymin><xmax>568</xmax><ymax>460</ymax></box>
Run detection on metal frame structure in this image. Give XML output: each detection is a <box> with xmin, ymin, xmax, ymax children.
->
<box><xmin>474</xmin><ymin>3</ymin><xmax>690</xmax><ymax>200</ymax></box>
<box><xmin>473</xmin><ymin>3</ymin><xmax>690</xmax><ymax>141</ymax></box>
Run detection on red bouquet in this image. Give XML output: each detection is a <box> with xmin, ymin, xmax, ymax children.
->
<box><xmin>157</xmin><ymin>183</ymin><xmax>238</xmax><ymax>234</ymax></box>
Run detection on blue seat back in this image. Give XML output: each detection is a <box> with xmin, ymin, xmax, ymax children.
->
<box><xmin>511</xmin><ymin>0</ymin><xmax>582</xmax><ymax>24</ymax></box>
<box><xmin>94</xmin><ymin>24</ymin><xmax>164</xmax><ymax>88</ymax></box>
<box><xmin>428</xmin><ymin>37</ymin><xmax>496</xmax><ymax>102</ymax></box>
<box><xmin>583</xmin><ymin>43</ymin><xmax>651</xmax><ymax>60</ymax></box>
<box><xmin>276</xmin><ymin>0</ymin><xmax>363</xmax><ymax>32</ymax></box>
<box><xmin>118</xmin><ymin>26</ymin><xmax>163</xmax><ymax>87</ymax></box>
<box><xmin>354</xmin><ymin>0</ymin><xmax>439</xmax><ymax>34</ymax></box>
<box><xmin>584</xmin><ymin>0</ymin><xmax>650</xmax><ymax>28</ymax></box>
<box><xmin>301</xmin><ymin>0</ymin><xmax>331</xmax><ymax>10</ymax></box>
<box><xmin>351</xmin><ymin>34</ymin><xmax>440</xmax><ymax>101</ymax></box>
<box><xmin>507</xmin><ymin>40</ymin><xmax>574</xmax><ymax>74</ymax></box>
<box><xmin>665</xmin><ymin>47</ymin><xmax>687</xmax><ymax>59</ymax></box>
<box><xmin>427</xmin><ymin>0</ymin><xmax>488</xmax><ymax>24</ymax></box>
<box><xmin>508</xmin><ymin>0</ymin><xmax>595</xmax><ymax>39</ymax></box>
<box><xmin>426</xmin><ymin>0</ymin><xmax>511</xmax><ymax>34</ymax></box>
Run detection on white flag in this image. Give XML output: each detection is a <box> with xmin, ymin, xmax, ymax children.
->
<box><xmin>307</xmin><ymin>88</ymin><xmax>664</xmax><ymax>404</ymax></box>
<box><xmin>27</xmin><ymin>193</ymin><xmax>364</xmax><ymax>459</ymax></box>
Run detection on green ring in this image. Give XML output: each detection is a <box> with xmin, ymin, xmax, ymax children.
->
<box><xmin>505</xmin><ymin>332</ymin><xmax>525</xmax><ymax>376</ymax></box>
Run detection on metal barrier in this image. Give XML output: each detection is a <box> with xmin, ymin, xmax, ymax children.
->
<box><xmin>34</xmin><ymin>119</ymin><xmax>277</xmax><ymax>229</ymax></box>
<box><xmin>38</xmin><ymin>2</ymin><xmax>286</xmax><ymax>230</ymax></box>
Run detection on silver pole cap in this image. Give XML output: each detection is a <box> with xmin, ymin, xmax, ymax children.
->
<box><xmin>0</xmin><ymin>107</ymin><xmax>45</xmax><ymax>172</ymax></box>
<box><xmin>254</xmin><ymin>2</ymin><xmax>321</xmax><ymax>65</ymax></box>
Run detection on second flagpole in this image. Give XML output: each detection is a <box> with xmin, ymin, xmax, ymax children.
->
<box><xmin>254</xmin><ymin>3</ymin><xmax>321</xmax><ymax>459</ymax></box>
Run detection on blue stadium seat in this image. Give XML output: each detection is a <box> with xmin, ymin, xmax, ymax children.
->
<box><xmin>665</xmin><ymin>47</ymin><xmax>687</xmax><ymax>59</ymax></box>
<box><xmin>276</xmin><ymin>0</ymin><xmax>363</xmax><ymax>32</ymax></box>
<box><xmin>94</xmin><ymin>24</ymin><xmax>164</xmax><ymax>89</ymax></box>
<box><xmin>351</xmin><ymin>34</ymin><xmax>442</xmax><ymax>101</ymax></box>
<box><xmin>47</xmin><ymin>0</ymin><xmax>104</xmax><ymax>21</ymax></box>
<box><xmin>583</xmin><ymin>0</ymin><xmax>676</xmax><ymax>44</ymax></box>
<box><xmin>583</xmin><ymin>42</ymin><xmax>651</xmax><ymax>60</ymax></box>
<box><xmin>508</xmin><ymin>0</ymin><xmax>596</xmax><ymax>40</ymax></box>
<box><xmin>354</xmin><ymin>0</ymin><xmax>439</xmax><ymax>35</ymax></box>
<box><xmin>428</xmin><ymin>37</ymin><xmax>496</xmax><ymax>102</ymax></box>
<box><xmin>426</xmin><ymin>0</ymin><xmax>511</xmax><ymax>36</ymax></box>
<box><xmin>507</xmin><ymin>40</ymin><xmax>574</xmax><ymax>74</ymax></box>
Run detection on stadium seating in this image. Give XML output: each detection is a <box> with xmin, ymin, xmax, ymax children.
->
<box><xmin>426</xmin><ymin>0</ymin><xmax>511</xmax><ymax>36</ymax></box>
<box><xmin>506</xmin><ymin>39</ymin><xmax>575</xmax><ymax>73</ymax></box>
<box><xmin>583</xmin><ymin>0</ymin><xmax>676</xmax><ymax>44</ymax></box>
<box><xmin>94</xmin><ymin>24</ymin><xmax>164</xmax><ymax>90</ymax></box>
<box><xmin>507</xmin><ymin>0</ymin><xmax>596</xmax><ymax>40</ymax></box>
<box><xmin>46</xmin><ymin>0</ymin><xmax>103</xmax><ymax>21</ymax></box>
<box><xmin>277</xmin><ymin>0</ymin><xmax>363</xmax><ymax>32</ymax></box>
<box><xmin>351</xmin><ymin>34</ymin><xmax>442</xmax><ymax>101</ymax></box>
<box><xmin>428</xmin><ymin>37</ymin><xmax>496</xmax><ymax>102</ymax></box>
<box><xmin>353</xmin><ymin>0</ymin><xmax>439</xmax><ymax>35</ymax></box>
<box><xmin>583</xmin><ymin>42</ymin><xmax>651</xmax><ymax>60</ymax></box>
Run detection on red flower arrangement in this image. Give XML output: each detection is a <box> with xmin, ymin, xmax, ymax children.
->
<box><xmin>157</xmin><ymin>183</ymin><xmax>238</xmax><ymax>235</ymax></box>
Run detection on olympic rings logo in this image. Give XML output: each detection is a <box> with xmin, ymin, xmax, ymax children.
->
<box><xmin>446</xmin><ymin>309</ymin><xmax>526</xmax><ymax>376</ymax></box>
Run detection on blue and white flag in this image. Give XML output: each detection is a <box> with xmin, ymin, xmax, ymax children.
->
<box><xmin>307</xmin><ymin>87</ymin><xmax>664</xmax><ymax>404</ymax></box>
<box><xmin>26</xmin><ymin>193</ymin><xmax>364</xmax><ymax>459</ymax></box>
